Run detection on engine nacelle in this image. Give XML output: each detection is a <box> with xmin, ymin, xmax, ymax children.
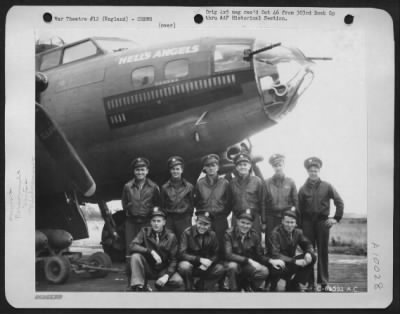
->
<box><xmin>225</xmin><ymin>141</ymin><xmax>251</xmax><ymax>161</ymax></box>
<box><xmin>219</xmin><ymin>140</ymin><xmax>264</xmax><ymax>178</ymax></box>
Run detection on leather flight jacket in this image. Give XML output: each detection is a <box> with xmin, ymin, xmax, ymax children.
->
<box><xmin>129</xmin><ymin>227</ymin><xmax>178</xmax><ymax>277</ymax></box>
<box><xmin>122</xmin><ymin>178</ymin><xmax>160</xmax><ymax>218</ymax></box>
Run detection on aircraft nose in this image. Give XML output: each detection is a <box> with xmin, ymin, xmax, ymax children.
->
<box><xmin>252</xmin><ymin>42</ymin><xmax>314</xmax><ymax>122</ymax></box>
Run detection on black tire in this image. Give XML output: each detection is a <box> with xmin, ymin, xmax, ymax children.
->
<box><xmin>87</xmin><ymin>252</ymin><xmax>112</xmax><ymax>278</ymax></box>
<box><xmin>101</xmin><ymin>211</ymin><xmax>126</xmax><ymax>262</ymax></box>
<box><xmin>43</xmin><ymin>255</ymin><xmax>71</xmax><ymax>284</ymax></box>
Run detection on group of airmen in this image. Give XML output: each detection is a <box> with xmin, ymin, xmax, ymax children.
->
<box><xmin>121</xmin><ymin>152</ymin><xmax>344</xmax><ymax>292</ymax></box>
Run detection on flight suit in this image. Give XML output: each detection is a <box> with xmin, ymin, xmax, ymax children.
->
<box><xmin>268</xmin><ymin>225</ymin><xmax>316</xmax><ymax>291</ymax></box>
<box><xmin>193</xmin><ymin>176</ymin><xmax>230</xmax><ymax>258</ymax></box>
<box><xmin>122</xmin><ymin>178</ymin><xmax>160</xmax><ymax>254</ymax></box>
<box><xmin>224</xmin><ymin>226</ymin><xmax>270</xmax><ymax>291</ymax></box>
<box><xmin>228</xmin><ymin>175</ymin><xmax>267</xmax><ymax>235</ymax></box>
<box><xmin>161</xmin><ymin>178</ymin><xmax>194</xmax><ymax>238</ymax></box>
<box><xmin>265</xmin><ymin>175</ymin><xmax>298</xmax><ymax>234</ymax></box>
<box><xmin>129</xmin><ymin>226</ymin><xmax>184</xmax><ymax>291</ymax></box>
<box><xmin>178</xmin><ymin>225</ymin><xmax>225</xmax><ymax>291</ymax></box>
<box><xmin>298</xmin><ymin>178</ymin><xmax>344</xmax><ymax>286</ymax></box>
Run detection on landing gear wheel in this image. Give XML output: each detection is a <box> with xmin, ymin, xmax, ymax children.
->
<box><xmin>87</xmin><ymin>252</ymin><xmax>112</xmax><ymax>278</ymax></box>
<box><xmin>101</xmin><ymin>211</ymin><xmax>126</xmax><ymax>262</ymax></box>
<box><xmin>43</xmin><ymin>255</ymin><xmax>71</xmax><ymax>284</ymax></box>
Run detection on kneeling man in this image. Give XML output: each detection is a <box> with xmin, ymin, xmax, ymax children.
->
<box><xmin>128</xmin><ymin>207</ymin><xmax>184</xmax><ymax>291</ymax></box>
<box><xmin>224</xmin><ymin>209</ymin><xmax>270</xmax><ymax>291</ymax></box>
<box><xmin>268</xmin><ymin>210</ymin><xmax>316</xmax><ymax>292</ymax></box>
<box><xmin>178</xmin><ymin>210</ymin><xmax>225</xmax><ymax>291</ymax></box>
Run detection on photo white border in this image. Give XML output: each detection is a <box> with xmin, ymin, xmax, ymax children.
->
<box><xmin>4</xmin><ymin>6</ymin><xmax>394</xmax><ymax>308</ymax></box>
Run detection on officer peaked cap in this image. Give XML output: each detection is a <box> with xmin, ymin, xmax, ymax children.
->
<box><xmin>131</xmin><ymin>157</ymin><xmax>150</xmax><ymax>170</ymax></box>
<box><xmin>237</xmin><ymin>208</ymin><xmax>254</xmax><ymax>222</ymax></box>
<box><xmin>269</xmin><ymin>154</ymin><xmax>285</xmax><ymax>166</ymax></box>
<box><xmin>150</xmin><ymin>206</ymin><xmax>166</xmax><ymax>218</ymax></box>
<box><xmin>282</xmin><ymin>209</ymin><xmax>297</xmax><ymax>220</ymax></box>
<box><xmin>234</xmin><ymin>153</ymin><xmax>251</xmax><ymax>165</ymax></box>
<box><xmin>196</xmin><ymin>210</ymin><xmax>214</xmax><ymax>223</ymax></box>
<box><xmin>202</xmin><ymin>154</ymin><xmax>220</xmax><ymax>166</ymax></box>
<box><xmin>304</xmin><ymin>157</ymin><xmax>322</xmax><ymax>169</ymax></box>
<box><xmin>167</xmin><ymin>156</ymin><xmax>184</xmax><ymax>169</ymax></box>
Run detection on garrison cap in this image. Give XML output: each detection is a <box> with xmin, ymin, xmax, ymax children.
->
<box><xmin>269</xmin><ymin>154</ymin><xmax>285</xmax><ymax>166</ymax></box>
<box><xmin>196</xmin><ymin>210</ymin><xmax>214</xmax><ymax>223</ymax></box>
<box><xmin>304</xmin><ymin>157</ymin><xmax>323</xmax><ymax>169</ymax></box>
<box><xmin>237</xmin><ymin>208</ymin><xmax>254</xmax><ymax>222</ymax></box>
<box><xmin>202</xmin><ymin>154</ymin><xmax>220</xmax><ymax>166</ymax></box>
<box><xmin>150</xmin><ymin>206</ymin><xmax>166</xmax><ymax>218</ymax></box>
<box><xmin>167</xmin><ymin>156</ymin><xmax>184</xmax><ymax>169</ymax></box>
<box><xmin>131</xmin><ymin>157</ymin><xmax>150</xmax><ymax>170</ymax></box>
<box><xmin>282</xmin><ymin>209</ymin><xmax>297</xmax><ymax>220</ymax></box>
<box><xmin>234</xmin><ymin>153</ymin><xmax>251</xmax><ymax>165</ymax></box>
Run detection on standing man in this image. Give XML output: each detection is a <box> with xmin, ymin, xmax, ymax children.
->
<box><xmin>228</xmin><ymin>153</ymin><xmax>267</xmax><ymax>235</ymax></box>
<box><xmin>298</xmin><ymin>157</ymin><xmax>344</xmax><ymax>291</ymax></box>
<box><xmin>128</xmin><ymin>207</ymin><xmax>184</xmax><ymax>291</ymax></box>
<box><xmin>122</xmin><ymin>157</ymin><xmax>160</xmax><ymax>256</ymax></box>
<box><xmin>265</xmin><ymin>154</ymin><xmax>298</xmax><ymax>235</ymax></box>
<box><xmin>161</xmin><ymin>156</ymin><xmax>194</xmax><ymax>238</ymax></box>
<box><xmin>178</xmin><ymin>210</ymin><xmax>225</xmax><ymax>291</ymax></box>
<box><xmin>224</xmin><ymin>209</ymin><xmax>270</xmax><ymax>291</ymax></box>
<box><xmin>268</xmin><ymin>210</ymin><xmax>316</xmax><ymax>292</ymax></box>
<box><xmin>193</xmin><ymin>154</ymin><xmax>230</xmax><ymax>259</ymax></box>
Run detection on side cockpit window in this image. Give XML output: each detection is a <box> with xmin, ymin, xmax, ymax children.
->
<box><xmin>165</xmin><ymin>59</ymin><xmax>189</xmax><ymax>80</ymax></box>
<box><xmin>132</xmin><ymin>66</ymin><xmax>155</xmax><ymax>88</ymax></box>
<box><xmin>62</xmin><ymin>40</ymin><xmax>98</xmax><ymax>65</ymax></box>
<box><xmin>214</xmin><ymin>44</ymin><xmax>251</xmax><ymax>73</ymax></box>
<box><xmin>39</xmin><ymin>50</ymin><xmax>62</xmax><ymax>71</ymax></box>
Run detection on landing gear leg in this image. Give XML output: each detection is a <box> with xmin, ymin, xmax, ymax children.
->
<box><xmin>98</xmin><ymin>201</ymin><xmax>126</xmax><ymax>262</ymax></box>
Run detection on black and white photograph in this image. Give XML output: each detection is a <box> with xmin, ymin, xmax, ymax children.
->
<box><xmin>4</xmin><ymin>6</ymin><xmax>394</xmax><ymax>308</ymax></box>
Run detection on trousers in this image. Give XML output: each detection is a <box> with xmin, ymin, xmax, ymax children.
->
<box><xmin>225</xmin><ymin>261</ymin><xmax>269</xmax><ymax>291</ymax></box>
<box><xmin>129</xmin><ymin>253</ymin><xmax>184</xmax><ymax>291</ymax></box>
<box><xmin>211</xmin><ymin>215</ymin><xmax>229</xmax><ymax>259</ymax></box>
<box><xmin>301</xmin><ymin>218</ymin><xmax>330</xmax><ymax>285</ymax></box>
<box><xmin>178</xmin><ymin>261</ymin><xmax>225</xmax><ymax>291</ymax></box>
<box><xmin>266</xmin><ymin>215</ymin><xmax>282</xmax><ymax>237</ymax></box>
<box><xmin>125</xmin><ymin>217</ymin><xmax>149</xmax><ymax>255</ymax></box>
<box><xmin>166</xmin><ymin>213</ymin><xmax>192</xmax><ymax>239</ymax></box>
<box><xmin>269</xmin><ymin>253</ymin><xmax>316</xmax><ymax>291</ymax></box>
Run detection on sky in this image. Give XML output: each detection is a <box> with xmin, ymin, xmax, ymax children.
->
<box><xmin>36</xmin><ymin>28</ymin><xmax>367</xmax><ymax>217</ymax></box>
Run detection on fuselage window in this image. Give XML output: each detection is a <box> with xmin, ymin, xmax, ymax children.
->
<box><xmin>165</xmin><ymin>59</ymin><xmax>189</xmax><ymax>80</ymax></box>
<box><xmin>62</xmin><ymin>41</ymin><xmax>98</xmax><ymax>65</ymax></box>
<box><xmin>214</xmin><ymin>44</ymin><xmax>251</xmax><ymax>73</ymax></box>
<box><xmin>132</xmin><ymin>66</ymin><xmax>155</xmax><ymax>88</ymax></box>
<box><xmin>39</xmin><ymin>50</ymin><xmax>62</xmax><ymax>71</ymax></box>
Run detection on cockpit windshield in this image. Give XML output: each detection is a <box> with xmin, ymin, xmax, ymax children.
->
<box><xmin>94</xmin><ymin>38</ymin><xmax>139</xmax><ymax>53</ymax></box>
<box><xmin>214</xmin><ymin>44</ymin><xmax>251</xmax><ymax>72</ymax></box>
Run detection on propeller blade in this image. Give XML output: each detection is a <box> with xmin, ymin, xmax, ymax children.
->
<box><xmin>36</xmin><ymin>103</ymin><xmax>96</xmax><ymax>197</ymax></box>
<box><xmin>252</xmin><ymin>162</ymin><xmax>265</xmax><ymax>180</ymax></box>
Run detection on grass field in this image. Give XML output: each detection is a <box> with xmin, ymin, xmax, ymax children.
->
<box><xmin>329</xmin><ymin>217</ymin><xmax>367</xmax><ymax>255</ymax></box>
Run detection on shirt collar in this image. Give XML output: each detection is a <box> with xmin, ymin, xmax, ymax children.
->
<box><xmin>278</xmin><ymin>225</ymin><xmax>295</xmax><ymax>238</ymax></box>
<box><xmin>205</xmin><ymin>175</ymin><xmax>219</xmax><ymax>186</ymax></box>
<box><xmin>234</xmin><ymin>226</ymin><xmax>250</xmax><ymax>239</ymax></box>
<box><xmin>147</xmin><ymin>227</ymin><xmax>166</xmax><ymax>238</ymax></box>
<box><xmin>167</xmin><ymin>178</ymin><xmax>186</xmax><ymax>187</ymax></box>
<box><xmin>306</xmin><ymin>178</ymin><xmax>321</xmax><ymax>187</ymax></box>
<box><xmin>132</xmin><ymin>178</ymin><xmax>148</xmax><ymax>188</ymax></box>
<box><xmin>237</xmin><ymin>174</ymin><xmax>251</xmax><ymax>184</ymax></box>
<box><xmin>272</xmin><ymin>174</ymin><xmax>285</xmax><ymax>183</ymax></box>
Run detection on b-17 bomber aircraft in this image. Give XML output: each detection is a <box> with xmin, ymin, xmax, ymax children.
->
<box><xmin>35</xmin><ymin>36</ymin><xmax>316</xmax><ymax>264</ymax></box>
